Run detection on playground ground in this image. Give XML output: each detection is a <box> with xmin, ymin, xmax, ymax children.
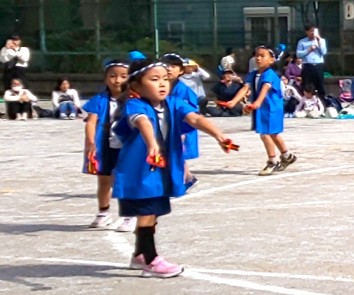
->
<box><xmin>1</xmin><ymin>105</ymin><xmax>354</xmax><ymax>295</ymax></box>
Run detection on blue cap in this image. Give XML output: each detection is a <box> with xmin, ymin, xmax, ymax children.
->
<box><xmin>129</xmin><ymin>51</ymin><xmax>146</xmax><ymax>61</ymax></box>
<box><xmin>278</xmin><ymin>43</ymin><xmax>286</xmax><ymax>52</ymax></box>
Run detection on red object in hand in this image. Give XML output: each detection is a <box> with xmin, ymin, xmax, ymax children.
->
<box><xmin>87</xmin><ymin>153</ymin><xmax>99</xmax><ymax>175</ymax></box>
<box><xmin>222</xmin><ymin>139</ymin><xmax>240</xmax><ymax>153</ymax></box>
<box><xmin>146</xmin><ymin>154</ymin><xmax>167</xmax><ymax>169</ymax></box>
<box><xmin>216</xmin><ymin>100</ymin><xmax>229</xmax><ymax>108</ymax></box>
<box><xmin>244</xmin><ymin>104</ymin><xmax>256</xmax><ymax>111</ymax></box>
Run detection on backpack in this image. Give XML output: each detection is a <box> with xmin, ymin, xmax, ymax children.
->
<box><xmin>339</xmin><ymin>79</ymin><xmax>354</xmax><ymax>103</ymax></box>
<box><xmin>324</xmin><ymin>95</ymin><xmax>342</xmax><ymax>112</ymax></box>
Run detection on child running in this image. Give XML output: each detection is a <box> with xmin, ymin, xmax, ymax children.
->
<box><xmin>159</xmin><ymin>53</ymin><xmax>199</xmax><ymax>190</ymax></box>
<box><xmin>83</xmin><ymin>59</ymin><xmax>136</xmax><ymax>231</ymax></box>
<box><xmin>226</xmin><ymin>45</ymin><xmax>297</xmax><ymax>176</ymax></box>
<box><xmin>111</xmin><ymin>59</ymin><xmax>230</xmax><ymax>278</ymax></box>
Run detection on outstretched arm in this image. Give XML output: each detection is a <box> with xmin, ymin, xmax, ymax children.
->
<box><xmin>133</xmin><ymin>116</ymin><xmax>160</xmax><ymax>156</ymax></box>
<box><xmin>184</xmin><ymin>112</ymin><xmax>226</xmax><ymax>147</ymax></box>
<box><xmin>225</xmin><ymin>84</ymin><xmax>250</xmax><ymax>109</ymax></box>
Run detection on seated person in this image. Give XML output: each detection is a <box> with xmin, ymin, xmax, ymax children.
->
<box><xmin>294</xmin><ymin>84</ymin><xmax>324</xmax><ymax>119</ymax></box>
<box><xmin>52</xmin><ymin>77</ymin><xmax>81</xmax><ymax>119</ymax></box>
<box><xmin>285</xmin><ymin>54</ymin><xmax>303</xmax><ymax>94</ymax></box>
<box><xmin>202</xmin><ymin>70</ymin><xmax>245</xmax><ymax>117</ymax></box>
<box><xmin>3</xmin><ymin>78</ymin><xmax>37</xmax><ymax>120</ymax></box>
<box><xmin>338</xmin><ymin>79</ymin><xmax>354</xmax><ymax>105</ymax></box>
<box><xmin>180</xmin><ymin>58</ymin><xmax>210</xmax><ymax>104</ymax></box>
<box><xmin>281</xmin><ymin>75</ymin><xmax>302</xmax><ymax>118</ymax></box>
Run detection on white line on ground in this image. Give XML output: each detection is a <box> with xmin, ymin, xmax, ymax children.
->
<box><xmin>183</xmin><ymin>271</ymin><xmax>331</xmax><ymax>295</ymax></box>
<box><xmin>176</xmin><ymin>165</ymin><xmax>354</xmax><ymax>202</ymax></box>
<box><xmin>0</xmin><ymin>256</ymin><xmax>340</xmax><ymax>295</ymax></box>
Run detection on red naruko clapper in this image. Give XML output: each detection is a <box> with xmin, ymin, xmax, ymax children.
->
<box><xmin>222</xmin><ymin>139</ymin><xmax>240</xmax><ymax>153</ymax></box>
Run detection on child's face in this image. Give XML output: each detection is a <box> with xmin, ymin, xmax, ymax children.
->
<box><xmin>303</xmin><ymin>91</ymin><xmax>313</xmax><ymax>99</ymax></box>
<box><xmin>281</xmin><ymin>76</ymin><xmax>288</xmax><ymax>85</ymax></box>
<box><xmin>137</xmin><ymin>66</ymin><xmax>170</xmax><ymax>106</ymax></box>
<box><xmin>256</xmin><ymin>48</ymin><xmax>275</xmax><ymax>69</ymax></box>
<box><xmin>222</xmin><ymin>72</ymin><xmax>233</xmax><ymax>82</ymax></box>
<box><xmin>105</xmin><ymin>66</ymin><xmax>128</xmax><ymax>96</ymax></box>
<box><xmin>183</xmin><ymin>66</ymin><xmax>195</xmax><ymax>74</ymax></box>
<box><xmin>60</xmin><ymin>80</ymin><xmax>70</xmax><ymax>92</ymax></box>
<box><xmin>166</xmin><ymin>64</ymin><xmax>184</xmax><ymax>81</ymax></box>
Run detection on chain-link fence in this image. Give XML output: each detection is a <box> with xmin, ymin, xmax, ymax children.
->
<box><xmin>0</xmin><ymin>0</ymin><xmax>352</xmax><ymax>75</ymax></box>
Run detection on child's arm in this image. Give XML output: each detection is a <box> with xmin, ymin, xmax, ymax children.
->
<box><xmin>225</xmin><ymin>84</ymin><xmax>250</xmax><ymax>108</ymax></box>
<box><xmin>295</xmin><ymin>98</ymin><xmax>304</xmax><ymax>113</ymax></box>
<box><xmin>317</xmin><ymin>97</ymin><xmax>325</xmax><ymax>114</ymax></box>
<box><xmin>133</xmin><ymin>116</ymin><xmax>160</xmax><ymax>156</ymax></box>
<box><xmin>184</xmin><ymin>112</ymin><xmax>227</xmax><ymax>148</ymax></box>
<box><xmin>251</xmin><ymin>83</ymin><xmax>271</xmax><ymax>109</ymax></box>
<box><xmin>84</xmin><ymin>114</ymin><xmax>97</xmax><ymax>157</ymax></box>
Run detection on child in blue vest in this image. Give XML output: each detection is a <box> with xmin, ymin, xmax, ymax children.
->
<box><xmin>226</xmin><ymin>45</ymin><xmax>297</xmax><ymax>176</ymax></box>
<box><xmin>111</xmin><ymin>59</ymin><xmax>229</xmax><ymax>278</ymax></box>
<box><xmin>159</xmin><ymin>53</ymin><xmax>199</xmax><ymax>190</ymax></box>
<box><xmin>82</xmin><ymin>59</ymin><xmax>136</xmax><ymax>231</ymax></box>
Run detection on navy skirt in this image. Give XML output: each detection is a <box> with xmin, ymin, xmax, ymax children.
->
<box><xmin>119</xmin><ymin>196</ymin><xmax>171</xmax><ymax>217</ymax></box>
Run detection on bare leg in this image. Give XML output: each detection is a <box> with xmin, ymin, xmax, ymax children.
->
<box><xmin>97</xmin><ymin>175</ymin><xmax>112</xmax><ymax>210</ymax></box>
<box><xmin>260</xmin><ymin>134</ymin><xmax>276</xmax><ymax>158</ymax></box>
<box><xmin>270</xmin><ymin>134</ymin><xmax>288</xmax><ymax>154</ymax></box>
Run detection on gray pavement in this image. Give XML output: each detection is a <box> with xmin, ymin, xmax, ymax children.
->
<box><xmin>1</xmin><ymin>109</ymin><xmax>354</xmax><ymax>295</ymax></box>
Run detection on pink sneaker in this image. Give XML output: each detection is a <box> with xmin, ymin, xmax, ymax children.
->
<box><xmin>129</xmin><ymin>254</ymin><xmax>146</xmax><ymax>270</ymax></box>
<box><xmin>142</xmin><ymin>256</ymin><xmax>184</xmax><ymax>278</ymax></box>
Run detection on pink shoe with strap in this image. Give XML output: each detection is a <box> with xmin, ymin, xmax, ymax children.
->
<box><xmin>142</xmin><ymin>256</ymin><xmax>184</xmax><ymax>278</ymax></box>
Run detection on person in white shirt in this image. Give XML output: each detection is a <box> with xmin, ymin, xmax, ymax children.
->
<box><xmin>280</xmin><ymin>75</ymin><xmax>302</xmax><ymax>118</ymax></box>
<box><xmin>179</xmin><ymin>58</ymin><xmax>210</xmax><ymax>101</ymax></box>
<box><xmin>294</xmin><ymin>84</ymin><xmax>324</xmax><ymax>118</ymax></box>
<box><xmin>0</xmin><ymin>34</ymin><xmax>30</xmax><ymax>90</ymax></box>
<box><xmin>3</xmin><ymin>78</ymin><xmax>37</xmax><ymax>120</ymax></box>
<box><xmin>51</xmin><ymin>78</ymin><xmax>81</xmax><ymax>119</ymax></box>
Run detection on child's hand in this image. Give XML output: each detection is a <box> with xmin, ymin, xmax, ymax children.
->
<box><xmin>147</xmin><ymin>142</ymin><xmax>160</xmax><ymax>157</ymax></box>
<box><xmin>85</xmin><ymin>143</ymin><xmax>96</xmax><ymax>158</ymax></box>
<box><xmin>225</xmin><ymin>100</ymin><xmax>236</xmax><ymax>109</ymax></box>
<box><xmin>221</xmin><ymin>139</ymin><xmax>240</xmax><ymax>153</ymax></box>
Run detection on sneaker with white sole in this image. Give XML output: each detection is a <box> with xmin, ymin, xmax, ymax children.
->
<box><xmin>89</xmin><ymin>211</ymin><xmax>113</xmax><ymax>228</ymax></box>
<box><xmin>69</xmin><ymin>113</ymin><xmax>76</xmax><ymax>120</ymax></box>
<box><xmin>116</xmin><ymin>217</ymin><xmax>137</xmax><ymax>232</ymax></box>
<box><xmin>258</xmin><ymin>161</ymin><xmax>278</xmax><ymax>176</ymax></box>
<box><xmin>276</xmin><ymin>153</ymin><xmax>297</xmax><ymax>171</ymax></box>
<box><xmin>60</xmin><ymin>113</ymin><xmax>68</xmax><ymax>120</ymax></box>
<box><xmin>142</xmin><ymin>256</ymin><xmax>184</xmax><ymax>278</ymax></box>
<box><xmin>185</xmin><ymin>176</ymin><xmax>199</xmax><ymax>192</ymax></box>
<box><xmin>130</xmin><ymin>254</ymin><xmax>146</xmax><ymax>270</ymax></box>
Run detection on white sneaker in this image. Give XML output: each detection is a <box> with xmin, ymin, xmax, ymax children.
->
<box><xmin>60</xmin><ymin>113</ymin><xmax>68</xmax><ymax>120</ymax></box>
<box><xmin>69</xmin><ymin>113</ymin><xmax>76</xmax><ymax>120</ymax></box>
<box><xmin>89</xmin><ymin>211</ymin><xmax>113</xmax><ymax>228</ymax></box>
<box><xmin>116</xmin><ymin>217</ymin><xmax>137</xmax><ymax>232</ymax></box>
<box><xmin>16</xmin><ymin>113</ymin><xmax>22</xmax><ymax>120</ymax></box>
<box><xmin>21</xmin><ymin>113</ymin><xmax>28</xmax><ymax>121</ymax></box>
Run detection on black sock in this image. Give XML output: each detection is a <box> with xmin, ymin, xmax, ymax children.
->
<box><xmin>99</xmin><ymin>205</ymin><xmax>110</xmax><ymax>212</ymax></box>
<box><xmin>134</xmin><ymin>226</ymin><xmax>157</xmax><ymax>265</ymax></box>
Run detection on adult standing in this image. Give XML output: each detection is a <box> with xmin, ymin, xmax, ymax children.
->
<box><xmin>0</xmin><ymin>34</ymin><xmax>30</xmax><ymax>90</ymax></box>
<box><xmin>296</xmin><ymin>23</ymin><xmax>327</xmax><ymax>100</ymax></box>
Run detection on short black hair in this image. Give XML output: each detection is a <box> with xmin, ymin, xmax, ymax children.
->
<box><xmin>304</xmin><ymin>23</ymin><xmax>316</xmax><ymax>31</ymax></box>
<box><xmin>225</xmin><ymin>47</ymin><xmax>233</xmax><ymax>55</ymax></box>
<box><xmin>303</xmin><ymin>83</ymin><xmax>316</xmax><ymax>94</ymax></box>
<box><xmin>159</xmin><ymin>53</ymin><xmax>184</xmax><ymax>67</ymax></box>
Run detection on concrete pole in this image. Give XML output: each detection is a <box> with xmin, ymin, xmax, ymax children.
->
<box><xmin>153</xmin><ymin>0</ymin><xmax>159</xmax><ymax>59</ymax></box>
<box><xmin>212</xmin><ymin>0</ymin><xmax>218</xmax><ymax>68</ymax></box>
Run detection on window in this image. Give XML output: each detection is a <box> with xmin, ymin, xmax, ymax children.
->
<box><xmin>167</xmin><ymin>21</ymin><xmax>185</xmax><ymax>44</ymax></box>
<box><xmin>243</xmin><ymin>6</ymin><xmax>293</xmax><ymax>47</ymax></box>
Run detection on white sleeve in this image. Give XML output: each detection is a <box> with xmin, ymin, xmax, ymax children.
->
<box><xmin>17</xmin><ymin>47</ymin><xmax>30</xmax><ymax>63</ymax></box>
<box><xmin>0</xmin><ymin>47</ymin><xmax>17</xmax><ymax>63</ymax></box>
<box><xmin>197</xmin><ymin>67</ymin><xmax>210</xmax><ymax>80</ymax></box>
<box><xmin>4</xmin><ymin>90</ymin><xmax>20</xmax><ymax>102</ymax></box>
<box><xmin>71</xmin><ymin>89</ymin><xmax>81</xmax><ymax>107</ymax></box>
<box><xmin>128</xmin><ymin>114</ymin><xmax>148</xmax><ymax>128</ymax></box>
<box><xmin>52</xmin><ymin>91</ymin><xmax>60</xmax><ymax>108</ymax></box>
<box><xmin>24</xmin><ymin>89</ymin><xmax>38</xmax><ymax>102</ymax></box>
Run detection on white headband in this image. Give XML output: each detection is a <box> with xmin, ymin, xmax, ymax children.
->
<box><xmin>129</xmin><ymin>62</ymin><xmax>168</xmax><ymax>78</ymax></box>
<box><xmin>105</xmin><ymin>62</ymin><xmax>129</xmax><ymax>70</ymax></box>
<box><xmin>161</xmin><ymin>53</ymin><xmax>184</xmax><ymax>63</ymax></box>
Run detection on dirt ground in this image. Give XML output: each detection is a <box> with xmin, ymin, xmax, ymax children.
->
<box><xmin>1</xmin><ymin>105</ymin><xmax>354</xmax><ymax>295</ymax></box>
